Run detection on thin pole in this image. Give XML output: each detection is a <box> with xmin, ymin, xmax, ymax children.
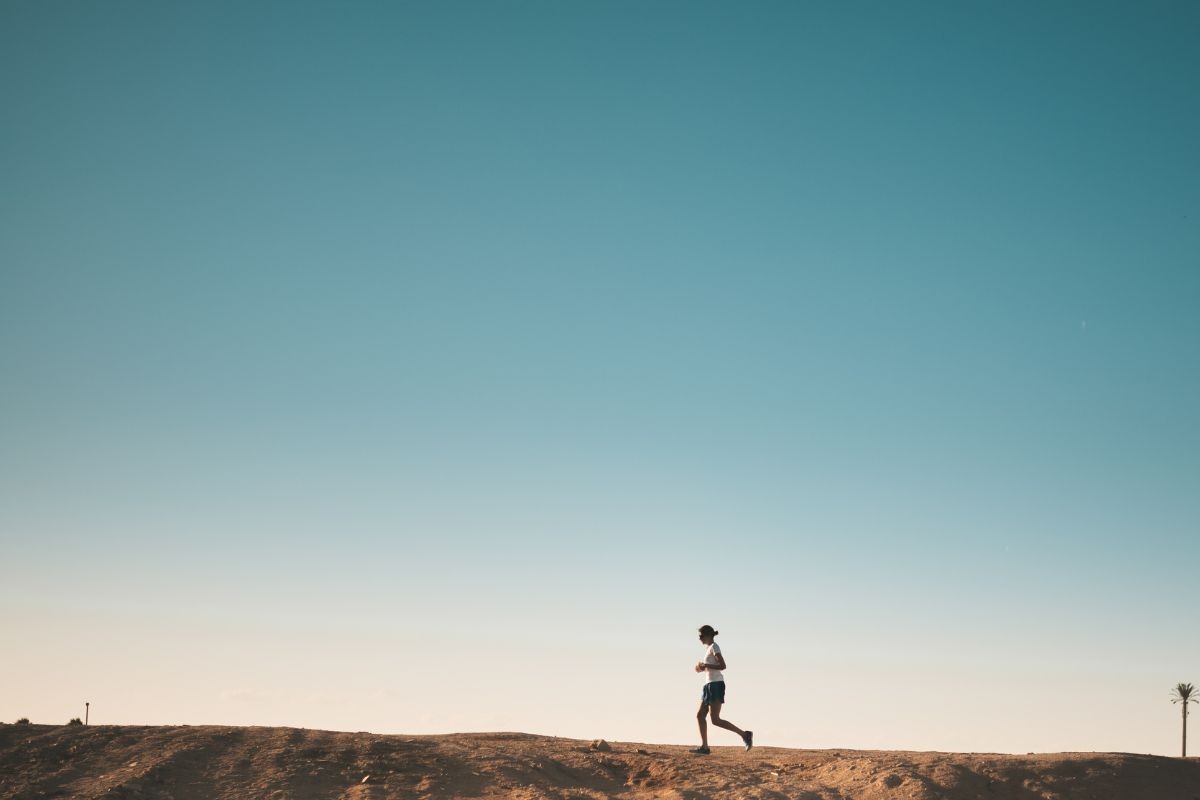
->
<box><xmin>85</xmin><ymin>702</ymin><xmax>89</xmax><ymax>726</ymax></box>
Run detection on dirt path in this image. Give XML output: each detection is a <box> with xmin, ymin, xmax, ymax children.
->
<box><xmin>2</xmin><ymin>724</ymin><xmax>1198</xmax><ymax>799</ymax></box>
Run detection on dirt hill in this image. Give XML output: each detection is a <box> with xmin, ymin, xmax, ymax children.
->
<box><xmin>2</xmin><ymin>724</ymin><xmax>1198</xmax><ymax>799</ymax></box>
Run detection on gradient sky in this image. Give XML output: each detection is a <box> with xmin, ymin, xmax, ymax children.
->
<box><xmin>2</xmin><ymin>1</ymin><xmax>1198</xmax><ymax>755</ymax></box>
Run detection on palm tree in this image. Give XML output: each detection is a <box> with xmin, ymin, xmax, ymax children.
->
<box><xmin>1171</xmin><ymin>683</ymin><xmax>1198</xmax><ymax>757</ymax></box>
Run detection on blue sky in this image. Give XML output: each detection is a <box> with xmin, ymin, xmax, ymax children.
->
<box><xmin>2</xmin><ymin>2</ymin><xmax>1198</xmax><ymax>753</ymax></box>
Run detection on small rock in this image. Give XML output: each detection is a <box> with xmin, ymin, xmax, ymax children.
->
<box><xmin>361</xmin><ymin>774</ymin><xmax>370</xmax><ymax>783</ymax></box>
<box><xmin>636</xmin><ymin>748</ymin><xmax>648</xmax><ymax>755</ymax></box>
<box><xmin>590</xmin><ymin>739</ymin><xmax>612</xmax><ymax>752</ymax></box>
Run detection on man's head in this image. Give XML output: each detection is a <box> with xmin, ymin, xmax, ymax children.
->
<box><xmin>698</xmin><ymin>624</ymin><xmax>718</xmax><ymax>644</ymax></box>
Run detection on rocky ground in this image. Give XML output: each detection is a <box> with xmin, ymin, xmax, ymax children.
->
<box><xmin>2</xmin><ymin>724</ymin><xmax>1198</xmax><ymax>799</ymax></box>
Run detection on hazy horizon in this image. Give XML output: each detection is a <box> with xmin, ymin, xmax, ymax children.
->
<box><xmin>2</xmin><ymin>2</ymin><xmax>1198</xmax><ymax>755</ymax></box>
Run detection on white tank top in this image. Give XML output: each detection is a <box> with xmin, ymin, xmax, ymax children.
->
<box><xmin>702</xmin><ymin>642</ymin><xmax>724</xmax><ymax>683</ymax></box>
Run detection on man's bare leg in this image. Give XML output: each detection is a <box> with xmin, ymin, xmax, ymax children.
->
<box><xmin>696</xmin><ymin>703</ymin><xmax>710</xmax><ymax>748</ymax></box>
<box><xmin>709</xmin><ymin>702</ymin><xmax>745</xmax><ymax>738</ymax></box>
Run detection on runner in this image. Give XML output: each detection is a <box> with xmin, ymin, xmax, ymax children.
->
<box><xmin>691</xmin><ymin>624</ymin><xmax>753</xmax><ymax>754</ymax></box>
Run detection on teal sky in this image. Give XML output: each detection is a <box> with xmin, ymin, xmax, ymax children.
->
<box><xmin>2</xmin><ymin>2</ymin><xmax>1198</xmax><ymax>754</ymax></box>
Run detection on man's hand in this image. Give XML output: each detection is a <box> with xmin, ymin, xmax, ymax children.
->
<box><xmin>695</xmin><ymin>662</ymin><xmax>707</xmax><ymax>673</ymax></box>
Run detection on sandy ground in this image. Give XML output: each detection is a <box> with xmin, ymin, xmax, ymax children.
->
<box><xmin>2</xmin><ymin>724</ymin><xmax>1198</xmax><ymax>799</ymax></box>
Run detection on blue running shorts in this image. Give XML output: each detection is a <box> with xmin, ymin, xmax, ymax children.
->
<box><xmin>701</xmin><ymin>681</ymin><xmax>726</xmax><ymax>705</ymax></box>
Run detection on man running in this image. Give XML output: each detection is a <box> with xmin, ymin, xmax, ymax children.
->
<box><xmin>691</xmin><ymin>624</ymin><xmax>753</xmax><ymax>754</ymax></box>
